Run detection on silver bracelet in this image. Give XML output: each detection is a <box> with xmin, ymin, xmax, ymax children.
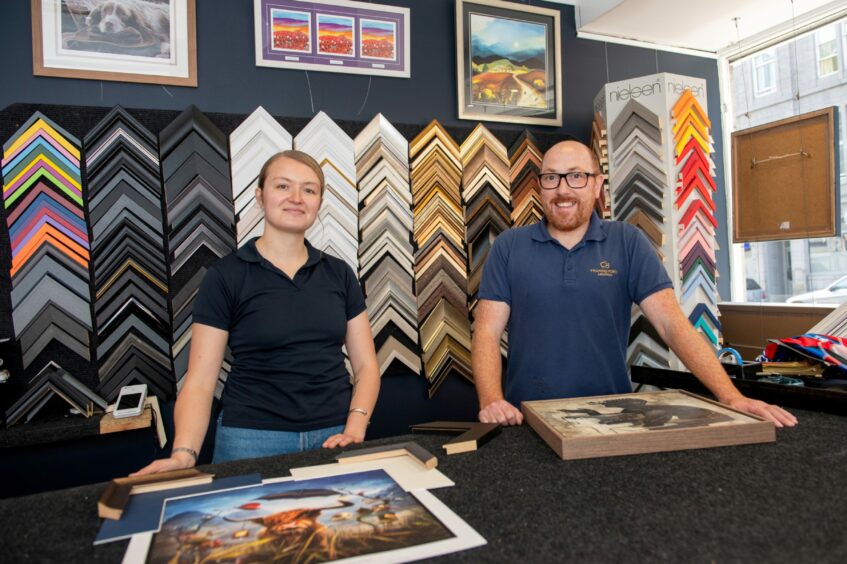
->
<box><xmin>172</xmin><ymin>447</ymin><xmax>198</xmax><ymax>462</ymax></box>
<box><xmin>348</xmin><ymin>407</ymin><xmax>369</xmax><ymax>417</ymax></box>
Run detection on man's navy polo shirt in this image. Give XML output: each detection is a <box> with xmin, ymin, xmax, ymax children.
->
<box><xmin>478</xmin><ymin>213</ymin><xmax>672</xmax><ymax>404</ymax></box>
<box><xmin>192</xmin><ymin>238</ymin><xmax>366</xmax><ymax>431</ymax></box>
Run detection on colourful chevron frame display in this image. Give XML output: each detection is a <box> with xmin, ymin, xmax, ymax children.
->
<box><xmin>2</xmin><ymin>112</ymin><xmax>93</xmax><ymax>377</ymax></box>
<box><xmin>32</xmin><ymin>0</ymin><xmax>197</xmax><ymax>86</ymax></box>
<box><xmin>159</xmin><ymin>106</ymin><xmax>236</xmax><ymax>396</ymax></box>
<box><xmin>596</xmin><ymin>73</ymin><xmax>722</xmax><ymax>371</ymax></box>
<box><xmin>0</xmin><ymin>105</ymin><xmax>586</xmax><ymax>420</ymax></box>
<box><xmin>254</xmin><ymin>0</ymin><xmax>411</xmax><ymax>77</ymax></box>
<box><xmin>411</xmin><ymin>121</ymin><xmax>473</xmax><ymax>396</ymax></box>
<box><xmin>85</xmin><ymin>106</ymin><xmax>175</xmax><ymax>401</ymax></box>
<box><xmin>355</xmin><ymin>115</ymin><xmax>422</xmax><ymax>376</ymax></box>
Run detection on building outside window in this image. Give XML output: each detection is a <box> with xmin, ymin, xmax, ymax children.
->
<box><xmin>753</xmin><ymin>50</ymin><xmax>777</xmax><ymax>96</ymax></box>
<box><xmin>730</xmin><ymin>20</ymin><xmax>847</xmax><ymax>305</ymax></box>
<box><xmin>817</xmin><ymin>25</ymin><xmax>839</xmax><ymax>77</ymax></box>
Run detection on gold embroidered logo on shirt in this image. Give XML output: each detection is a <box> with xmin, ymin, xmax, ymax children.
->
<box><xmin>590</xmin><ymin>260</ymin><xmax>618</xmax><ymax>277</ymax></box>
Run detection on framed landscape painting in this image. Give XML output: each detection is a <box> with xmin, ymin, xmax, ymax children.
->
<box><xmin>254</xmin><ymin>0</ymin><xmax>410</xmax><ymax>77</ymax></box>
<box><xmin>523</xmin><ymin>390</ymin><xmax>775</xmax><ymax>460</ymax></box>
<box><xmin>456</xmin><ymin>0</ymin><xmax>562</xmax><ymax>126</ymax></box>
<box><xmin>31</xmin><ymin>0</ymin><xmax>197</xmax><ymax>86</ymax></box>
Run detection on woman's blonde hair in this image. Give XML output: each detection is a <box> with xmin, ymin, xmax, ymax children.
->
<box><xmin>257</xmin><ymin>150</ymin><xmax>325</xmax><ymax>196</ymax></box>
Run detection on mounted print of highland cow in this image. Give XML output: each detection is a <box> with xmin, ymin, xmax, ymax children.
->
<box><xmin>255</xmin><ymin>0</ymin><xmax>410</xmax><ymax>77</ymax></box>
<box><xmin>456</xmin><ymin>0</ymin><xmax>562</xmax><ymax>126</ymax></box>
<box><xmin>32</xmin><ymin>0</ymin><xmax>197</xmax><ymax>86</ymax></box>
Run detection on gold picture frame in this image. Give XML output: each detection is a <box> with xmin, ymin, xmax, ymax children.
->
<box><xmin>523</xmin><ymin>390</ymin><xmax>775</xmax><ymax>460</ymax></box>
<box><xmin>32</xmin><ymin>0</ymin><xmax>197</xmax><ymax>86</ymax></box>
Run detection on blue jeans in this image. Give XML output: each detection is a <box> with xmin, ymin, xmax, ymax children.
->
<box><xmin>212</xmin><ymin>414</ymin><xmax>344</xmax><ymax>463</ymax></box>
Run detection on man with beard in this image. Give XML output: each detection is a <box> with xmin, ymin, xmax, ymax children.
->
<box><xmin>472</xmin><ymin>140</ymin><xmax>796</xmax><ymax>428</ymax></box>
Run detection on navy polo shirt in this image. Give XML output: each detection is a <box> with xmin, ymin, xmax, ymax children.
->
<box><xmin>478</xmin><ymin>213</ymin><xmax>672</xmax><ymax>404</ymax></box>
<box><xmin>192</xmin><ymin>238</ymin><xmax>366</xmax><ymax>431</ymax></box>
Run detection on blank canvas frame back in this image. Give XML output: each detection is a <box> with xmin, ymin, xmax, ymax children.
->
<box><xmin>731</xmin><ymin>106</ymin><xmax>839</xmax><ymax>243</ymax></box>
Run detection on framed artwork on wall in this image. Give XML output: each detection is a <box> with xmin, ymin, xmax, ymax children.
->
<box><xmin>31</xmin><ymin>0</ymin><xmax>197</xmax><ymax>86</ymax></box>
<box><xmin>455</xmin><ymin>0</ymin><xmax>562</xmax><ymax>126</ymax></box>
<box><xmin>254</xmin><ymin>0</ymin><xmax>410</xmax><ymax>78</ymax></box>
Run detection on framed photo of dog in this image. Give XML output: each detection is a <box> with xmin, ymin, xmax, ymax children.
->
<box><xmin>31</xmin><ymin>0</ymin><xmax>197</xmax><ymax>86</ymax></box>
<box><xmin>254</xmin><ymin>0</ymin><xmax>410</xmax><ymax>77</ymax></box>
<box><xmin>522</xmin><ymin>390</ymin><xmax>775</xmax><ymax>460</ymax></box>
<box><xmin>455</xmin><ymin>0</ymin><xmax>562</xmax><ymax>126</ymax></box>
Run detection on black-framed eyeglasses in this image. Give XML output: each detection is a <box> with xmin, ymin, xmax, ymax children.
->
<box><xmin>537</xmin><ymin>171</ymin><xmax>599</xmax><ymax>190</ymax></box>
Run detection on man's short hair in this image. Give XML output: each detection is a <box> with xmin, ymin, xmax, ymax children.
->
<box><xmin>545</xmin><ymin>139</ymin><xmax>602</xmax><ymax>174</ymax></box>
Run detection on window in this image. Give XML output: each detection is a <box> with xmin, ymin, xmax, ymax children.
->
<box><xmin>729</xmin><ymin>18</ymin><xmax>847</xmax><ymax>304</ymax></box>
<box><xmin>753</xmin><ymin>50</ymin><xmax>777</xmax><ymax>96</ymax></box>
<box><xmin>817</xmin><ymin>26</ymin><xmax>838</xmax><ymax>77</ymax></box>
<box><xmin>842</xmin><ymin>105</ymin><xmax>847</xmax><ymax>174</ymax></box>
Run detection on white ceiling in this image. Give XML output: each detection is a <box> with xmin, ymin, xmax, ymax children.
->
<box><xmin>558</xmin><ymin>0</ymin><xmax>847</xmax><ymax>55</ymax></box>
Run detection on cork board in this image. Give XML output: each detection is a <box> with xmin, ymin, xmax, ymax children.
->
<box><xmin>732</xmin><ymin>107</ymin><xmax>838</xmax><ymax>242</ymax></box>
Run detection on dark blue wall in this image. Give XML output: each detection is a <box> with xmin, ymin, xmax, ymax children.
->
<box><xmin>1</xmin><ymin>1</ymin><xmax>728</xmax><ymax>439</ymax></box>
<box><xmin>3</xmin><ymin>2</ymin><xmax>722</xmax><ymax>138</ymax></box>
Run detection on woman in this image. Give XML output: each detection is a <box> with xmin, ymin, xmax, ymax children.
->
<box><xmin>135</xmin><ymin>150</ymin><xmax>380</xmax><ymax>473</ymax></box>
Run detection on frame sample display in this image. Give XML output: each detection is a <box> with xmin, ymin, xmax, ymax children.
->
<box><xmin>125</xmin><ymin>470</ymin><xmax>485</xmax><ymax>563</ymax></box>
<box><xmin>254</xmin><ymin>0</ymin><xmax>410</xmax><ymax>77</ymax></box>
<box><xmin>32</xmin><ymin>0</ymin><xmax>197</xmax><ymax>86</ymax></box>
<box><xmin>731</xmin><ymin>107</ymin><xmax>839</xmax><ymax>242</ymax></box>
<box><xmin>523</xmin><ymin>390</ymin><xmax>775</xmax><ymax>460</ymax></box>
<box><xmin>455</xmin><ymin>0</ymin><xmax>562</xmax><ymax>126</ymax></box>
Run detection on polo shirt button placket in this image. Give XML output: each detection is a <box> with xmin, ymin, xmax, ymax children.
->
<box><xmin>263</xmin><ymin>259</ymin><xmax>300</xmax><ymax>290</ymax></box>
<box><xmin>564</xmin><ymin>250</ymin><xmax>576</xmax><ymax>284</ymax></box>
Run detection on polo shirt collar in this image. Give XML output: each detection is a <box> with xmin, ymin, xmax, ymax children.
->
<box><xmin>531</xmin><ymin>212</ymin><xmax>608</xmax><ymax>244</ymax></box>
<box><xmin>237</xmin><ymin>237</ymin><xmax>323</xmax><ymax>267</ymax></box>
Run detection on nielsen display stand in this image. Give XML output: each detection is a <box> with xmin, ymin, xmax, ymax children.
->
<box><xmin>594</xmin><ymin>73</ymin><xmax>722</xmax><ymax>371</ymax></box>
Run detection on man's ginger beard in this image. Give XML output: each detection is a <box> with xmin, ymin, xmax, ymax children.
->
<box><xmin>545</xmin><ymin>195</ymin><xmax>594</xmax><ymax>232</ymax></box>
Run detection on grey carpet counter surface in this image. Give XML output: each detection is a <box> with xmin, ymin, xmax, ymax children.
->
<box><xmin>1</xmin><ymin>409</ymin><xmax>845</xmax><ymax>563</ymax></box>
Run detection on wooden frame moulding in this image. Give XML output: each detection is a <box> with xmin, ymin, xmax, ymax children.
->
<box><xmin>98</xmin><ymin>468</ymin><xmax>214</xmax><ymax>520</ymax></box>
<box><xmin>411</xmin><ymin>421</ymin><xmax>501</xmax><ymax>454</ymax></box>
<box><xmin>336</xmin><ymin>441</ymin><xmax>438</xmax><ymax>469</ymax></box>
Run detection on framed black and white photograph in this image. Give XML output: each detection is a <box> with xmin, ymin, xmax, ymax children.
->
<box><xmin>523</xmin><ymin>390</ymin><xmax>776</xmax><ymax>459</ymax></box>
